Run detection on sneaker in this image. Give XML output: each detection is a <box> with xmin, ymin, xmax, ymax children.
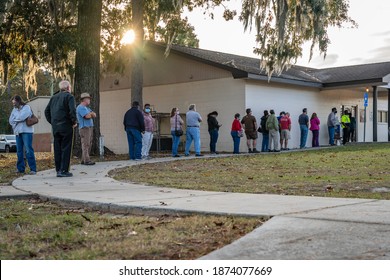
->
<box><xmin>173</xmin><ymin>155</ymin><xmax>181</xmax><ymax>158</ymax></box>
<box><xmin>252</xmin><ymin>149</ymin><xmax>260</xmax><ymax>153</ymax></box>
<box><xmin>84</xmin><ymin>161</ymin><xmax>96</xmax><ymax>165</ymax></box>
<box><xmin>57</xmin><ymin>171</ymin><xmax>73</xmax><ymax>177</ymax></box>
<box><xmin>135</xmin><ymin>158</ymin><xmax>142</xmax><ymax>161</ymax></box>
<box><xmin>29</xmin><ymin>171</ymin><xmax>36</xmax><ymax>175</ymax></box>
<box><xmin>80</xmin><ymin>161</ymin><xmax>85</xmax><ymax>165</ymax></box>
<box><xmin>184</xmin><ymin>154</ymin><xmax>190</xmax><ymax>157</ymax></box>
<box><xmin>248</xmin><ymin>149</ymin><xmax>253</xmax><ymax>153</ymax></box>
<box><xmin>15</xmin><ymin>170</ymin><xmax>25</xmax><ymax>174</ymax></box>
<box><xmin>195</xmin><ymin>154</ymin><xmax>204</xmax><ymax>157</ymax></box>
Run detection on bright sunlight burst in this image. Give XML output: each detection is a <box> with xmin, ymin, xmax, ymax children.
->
<box><xmin>120</xmin><ymin>30</ymin><xmax>135</xmax><ymax>45</ymax></box>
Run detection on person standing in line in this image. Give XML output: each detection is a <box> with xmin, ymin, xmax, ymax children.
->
<box><xmin>185</xmin><ymin>104</ymin><xmax>203</xmax><ymax>157</ymax></box>
<box><xmin>231</xmin><ymin>113</ymin><xmax>242</xmax><ymax>154</ymax></box>
<box><xmin>310</xmin><ymin>112</ymin><xmax>320</xmax><ymax>147</ymax></box>
<box><xmin>260</xmin><ymin>110</ymin><xmax>270</xmax><ymax>152</ymax></box>
<box><xmin>76</xmin><ymin>93</ymin><xmax>96</xmax><ymax>165</ymax></box>
<box><xmin>123</xmin><ymin>101</ymin><xmax>145</xmax><ymax>160</ymax></box>
<box><xmin>141</xmin><ymin>103</ymin><xmax>155</xmax><ymax>159</ymax></box>
<box><xmin>327</xmin><ymin>107</ymin><xmax>337</xmax><ymax>146</ymax></box>
<box><xmin>298</xmin><ymin>108</ymin><xmax>309</xmax><ymax>149</ymax></box>
<box><xmin>9</xmin><ymin>95</ymin><xmax>37</xmax><ymax>175</ymax></box>
<box><xmin>266</xmin><ymin>109</ymin><xmax>280</xmax><ymax>152</ymax></box>
<box><xmin>349</xmin><ymin>113</ymin><xmax>356</xmax><ymax>142</ymax></box>
<box><xmin>241</xmin><ymin>108</ymin><xmax>259</xmax><ymax>153</ymax></box>
<box><xmin>170</xmin><ymin>107</ymin><xmax>184</xmax><ymax>157</ymax></box>
<box><xmin>278</xmin><ymin>111</ymin><xmax>284</xmax><ymax>149</ymax></box>
<box><xmin>207</xmin><ymin>111</ymin><xmax>222</xmax><ymax>154</ymax></box>
<box><xmin>279</xmin><ymin>111</ymin><xmax>291</xmax><ymax>150</ymax></box>
<box><xmin>341</xmin><ymin>110</ymin><xmax>351</xmax><ymax>145</ymax></box>
<box><xmin>45</xmin><ymin>80</ymin><xmax>77</xmax><ymax>177</ymax></box>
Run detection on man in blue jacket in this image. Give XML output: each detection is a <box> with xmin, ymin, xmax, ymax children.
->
<box><xmin>45</xmin><ymin>80</ymin><xmax>77</xmax><ymax>177</ymax></box>
<box><xmin>123</xmin><ymin>101</ymin><xmax>145</xmax><ymax>160</ymax></box>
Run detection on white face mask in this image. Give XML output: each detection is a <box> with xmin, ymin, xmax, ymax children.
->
<box><xmin>176</xmin><ymin>111</ymin><xmax>180</xmax><ymax>114</ymax></box>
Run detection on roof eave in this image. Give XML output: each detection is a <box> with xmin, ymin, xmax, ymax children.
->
<box><xmin>322</xmin><ymin>78</ymin><xmax>387</xmax><ymax>89</ymax></box>
<box><xmin>247</xmin><ymin>73</ymin><xmax>323</xmax><ymax>88</ymax></box>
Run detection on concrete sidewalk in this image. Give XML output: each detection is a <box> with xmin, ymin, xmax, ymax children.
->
<box><xmin>11</xmin><ymin>155</ymin><xmax>390</xmax><ymax>260</ymax></box>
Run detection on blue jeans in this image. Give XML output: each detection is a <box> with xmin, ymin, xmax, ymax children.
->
<box><xmin>231</xmin><ymin>131</ymin><xmax>240</xmax><ymax>154</ymax></box>
<box><xmin>261</xmin><ymin>133</ymin><xmax>269</xmax><ymax>152</ymax></box>
<box><xmin>185</xmin><ymin>127</ymin><xmax>201</xmax><ymax>155</ymax></box>
<box><xmin>328</xmin><ymin>126</ymin><xmax>335</xmax><ymax>145</ymax></box>
<box><xmin>16</xmin><ymin>133</ymin><xmax>36</xmax><ymax>172</ymax></box>
<box><xmin>300</xmin><ymin>125</ymin><xmax>308</xmax><ymax>148</ymax></box>
<box><xmin>209</xmin><ymin>129</ymin><xmax>219</xmax><ymax>153</ymax></box>
<box><xmin>126</xmin><ymin>128</ymin><xmax>142</xmax><ymax>160</ymax></box>
<box><xmin>171</xmin><ymin>131</ymin><xmax>181</xmax><ymax>156</ymax></box>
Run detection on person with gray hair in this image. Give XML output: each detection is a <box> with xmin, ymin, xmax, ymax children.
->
<box><xmin>45</xmin><ymin>80</ymin><xmax>77</xmax><ymax>177</ymax></box>
<box><xmin>185</xmin><ymin>104</ymin><xmax>203</xmax><ymax>156</ymax></box>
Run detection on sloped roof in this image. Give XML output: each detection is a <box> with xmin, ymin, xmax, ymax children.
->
<box><xmin>307</xmin><ymin>62</ymin><xmax>390</xmax><ymax>87</ymax></box>
<box><xmin>151</xmin><ymin>43</ymin><xmax>390</xmax><ymax>88</ymax></box>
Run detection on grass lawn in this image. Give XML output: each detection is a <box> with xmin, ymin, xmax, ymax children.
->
<box><xmin>0</xmin><ymin>199</ymin><xmax>264</xmax><ymax>260</ymax></box>
<box><xmin>0</xmin><ymin>152</ymin><xmax>55</xmax><ymax>185</ymax></box>
<box><xmin>111</xmin><ymin>143</ymin><xmax>390</xmax><ymax>200</ymax></box>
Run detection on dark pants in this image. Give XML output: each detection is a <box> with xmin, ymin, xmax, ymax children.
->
<box><xmin>350</xmin><ymin>128</ymin><xmax>355</xmax><ymax>142</ymax></box>
<box><xmin>231</xmin><ymin>131</ymin><xmax>240</xmax><ymax>154</ymax></box>
<box><xmin>342</xmin><ymin>127</ymin><xmax>350</xmax><ymax>145</ymax></box>
<box><xmin>126</xmin><ymin>128</ymin><xmax>142</xmax><ymax>160</ymax></box>
<box><xmin>311</xmin><ymin>130</ymin><xmax>319</xmax><ymax>147</ymax></box>
<box><xmin>209</xmin><ymin>129</ymin><xmax>219</xmax><ymax>153</ymax></box>
<box><xmin>53</xmin><ymin>129</ymin><xmax>73</xmax><ymax>173</ymax></box>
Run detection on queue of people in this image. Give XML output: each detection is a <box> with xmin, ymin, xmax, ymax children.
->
<box><xmin>9</xmin><ymin>80</ymin><xmax>357</xmax><ymax>178</ymax></box>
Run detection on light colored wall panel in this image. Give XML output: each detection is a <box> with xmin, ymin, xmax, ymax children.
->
<box><xmin>100</xmin><ymin>78</ymin><xmax>246</xmax><ymax>154</ymax></box>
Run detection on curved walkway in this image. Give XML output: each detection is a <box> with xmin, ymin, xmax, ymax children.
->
<box><xmin>11</xmin><ymin>155</ymin><xmax>390</xmax><ymax>259</ymax></box>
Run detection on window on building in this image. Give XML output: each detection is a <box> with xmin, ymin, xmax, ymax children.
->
<box><xmin>378</xmin><ymin>110</ymin><xmax>388</xmax><ymax>123</ymax></box>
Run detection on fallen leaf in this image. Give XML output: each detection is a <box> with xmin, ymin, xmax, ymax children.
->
<box><xmin>127</xmin><ymin>230</ymin><xmax>138</xmax><ymax>236</ymax></box>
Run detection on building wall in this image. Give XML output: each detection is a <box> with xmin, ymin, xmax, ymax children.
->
<box><xmin>27</xmin><ymin>97</ymin><xmax>51</xmax><ymax>134</ymax></box>
<box><xmin>100</xmin><ymin>45</ymin><xmax>232</xmax><ymax>92</ymax></box>
<box><xmin>100</xmin><ymin>77</ymin><xmax>246</xmax><ymax>154</ymax></box>
<box><xmin>27</xmin><ymin>97</ymin><xmax>52</xmax><ymax>152</ymax></box>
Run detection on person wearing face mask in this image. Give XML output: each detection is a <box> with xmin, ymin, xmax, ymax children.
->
<box><xmin>170</xmin><ymin>107</ymin><xmax>184</xmax><ymax>157</ymax></box>
<box><xmin>327</xmin><ymin>107</ymin><xmax>338</xmax><ymax>146</ymax></box>
<box><xmin>141</xmin><ymin>103</ymin><xmax>155</xmax><ymax>159</ymax></box>
<box><xmin>76</xmin><ymin>92</ymin><xmax>96</xmax><ymax>165</ymax></box>
<box><xmin>9</xmin><ymin>95</ymin><xmax>37</xmax><ymax>175</ymax></box>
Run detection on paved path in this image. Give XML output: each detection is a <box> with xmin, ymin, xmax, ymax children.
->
<box><xmin>11</xmin><ymin>155</ymin><xmax>390</xmax><ymax>260</ymax></box>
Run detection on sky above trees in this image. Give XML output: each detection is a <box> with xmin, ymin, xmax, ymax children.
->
<box><xmin>184</xmin><ymin>0</ymin><xmax>390</xmax><ymax>68</ymax></box>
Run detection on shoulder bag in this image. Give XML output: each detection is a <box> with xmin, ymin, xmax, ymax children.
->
<box><xmin>174</xmin><ymin>115</ymin><xmax>183</xmax><ymax>136</ymax></box>
<box><xmin>26</xmin><ymin>106</ymin><xmax>39</xmax><ymax>127</ymax></box>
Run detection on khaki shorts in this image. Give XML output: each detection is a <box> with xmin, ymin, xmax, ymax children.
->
<box><xmin>245</xmin><ymin>130</ymin><xmax>258</xmax><ymax>140</ymax></box>
<box><xmin>281</xmin><ymin>129</ymin><xmax>291</xmax><ymax>140</ymax></box>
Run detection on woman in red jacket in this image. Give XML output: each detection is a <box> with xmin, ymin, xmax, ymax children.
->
<box><xmin>231</xmin><ymin>113</ymin><xmax>243</xmax><ymax>154</ymax></box>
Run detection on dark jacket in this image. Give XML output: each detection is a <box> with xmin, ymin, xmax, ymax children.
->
<box><xmin>207</xmin><ymin>115</ymin><xmax>220</xmax><ymax>131</ymax></box>
<box><xmin>44</xmin><ymin>90</ymin><xmax>77</xmax><ymax>133</ymax></box>
<box><xmin>260</xmin><ymin>115</ymin><xmax>269</xmax><ymax>134</ymax></box>
<box><xmin>123</xmin><ymin>107</ymin><xmax>145</xmax><ymax>132</ymax></box>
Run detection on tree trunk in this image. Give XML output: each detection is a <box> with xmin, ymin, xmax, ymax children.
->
<box><xmin>73</xmin><ymin>0</ymin><xmax>102</xmax><ymax>157</ymax></box>
<box><xmin>131</xmin><ymin>0</ymin><xmax>144</xmax><ymax>106</ymax></box>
